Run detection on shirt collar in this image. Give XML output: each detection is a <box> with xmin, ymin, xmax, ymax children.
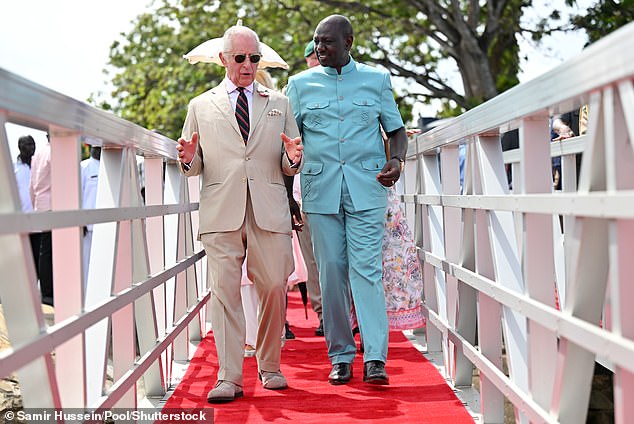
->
<box><xmin>225</xmin><ymin>78</ymin><xmax>254</xmax><ymax>94</ymax></box>
<box><xmin>322</xmin><ymin>55</ymin><xmax>356</xmax><ymax>76</ymax></box>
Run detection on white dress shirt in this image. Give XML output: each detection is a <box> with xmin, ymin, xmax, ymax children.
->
<box><xmin>14</xmin><ymin>160</ymin><xmax>33</xmax><ymax>212</ymax></box>
<box><xmin>225</xmin><ymin>79</ymin><xmax>254</xmax><ymax>124</ymax></box>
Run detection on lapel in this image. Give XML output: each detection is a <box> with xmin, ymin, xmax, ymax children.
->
<box><xmin>209</xmin><ymin>80</ymin><xmax>242</xmax><ymax>139</ymax></box>
<box><xmin>250</xmin><ymin>82</ymin><xmax>270</xmax><ymax>139</ymax></box>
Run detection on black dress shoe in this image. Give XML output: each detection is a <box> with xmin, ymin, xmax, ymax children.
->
<box><xmin>315</xmin><ymin>319</ymin><xmax>324</xmax><ymax>336</ymax></box>
<box><xmin>363</xmin><ymin>360</ymin><xmax>389</xmax><ymax>385</ymax></box>
<box><xmin>285</xmin><ymin>322</ymin><xmax>296</xmax><ymax>340</ymax></box>
<box><xmin>328</xmin><ymin>363</ymin><xmax>353</xmax><ymax>385</ymax></box>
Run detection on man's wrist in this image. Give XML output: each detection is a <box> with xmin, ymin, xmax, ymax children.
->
<box><xmin>181</xmin><ymin>158</ymin><xmax>193</xmax><ymax>171</ymax></box>
<box><xmin>286</xmin><ymin>151</ymin><xmax>301</xmax><ymax>168</ymax></box>
<box><xmin>391</xmin><ymin>156</ymin><xmax>405</xmax><ymax>172</ymax></box>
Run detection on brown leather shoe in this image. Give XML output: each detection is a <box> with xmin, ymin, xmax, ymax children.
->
<box><xmin>328</xmin><ymin>363</ymin><xmax>353</xmax><ymax>385</ymax></box>
<box><xmin>207</xmin><ymin>380</ymin><xmax>243</xmax><ymax>403</ymax></box>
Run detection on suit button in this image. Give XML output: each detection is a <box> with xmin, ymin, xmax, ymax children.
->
<box><xmin>241</xmin><ymin>177</ymin><xmax>247</xmax><ymax>182</ymax></box>
<box><xmin>245</xmin><ymin>157</ymin><xmax>250</xmax><ymax>161</ymax></box>
<box><xmin>341</xmin><ymin>160</ymin><xmax>346</xmax><ymax>165</ymax></box>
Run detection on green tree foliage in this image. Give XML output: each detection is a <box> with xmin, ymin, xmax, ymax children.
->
<box><xmin>98</xmin><ymin>0</ymin><xmax>572</xmax><ymax>139</ymax></box>
<box><xmin>568</xmin><ymin>0</ymin><xmax>634</xmax><ymax>44</ymax></box>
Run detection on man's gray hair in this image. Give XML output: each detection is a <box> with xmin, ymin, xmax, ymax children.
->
<box><xmin>222</xmin><ymin>25</ymin><xmax>260</xmax><ymax>52</ymax></box>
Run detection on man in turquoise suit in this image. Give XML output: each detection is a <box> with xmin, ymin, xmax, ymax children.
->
<box><xmin>286</xmin><ymin>14</ymin><xmax>408</xmax><ymax>385</ymax></box>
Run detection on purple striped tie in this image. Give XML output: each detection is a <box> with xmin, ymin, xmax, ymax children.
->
<box><xmin>235</xmin><ymin>87</ymin><xmax>249</xmax><ymax>143</ymax></box>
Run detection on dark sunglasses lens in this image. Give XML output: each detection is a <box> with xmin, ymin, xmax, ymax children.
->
<box><xmin>250</xmin><ymin>54</ymin><xmax>261</xmax><ymax>63</ymax></box>
<box><xmin>234</xmin><ymin>54</ymin><xmax>246</xmax><ymax>63</ymax></box>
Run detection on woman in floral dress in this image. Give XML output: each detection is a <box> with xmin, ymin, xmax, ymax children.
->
<box><xmin>382</xmin><ymin>185</ymin><xmax>425</xmax><ymax>329</ymax></box>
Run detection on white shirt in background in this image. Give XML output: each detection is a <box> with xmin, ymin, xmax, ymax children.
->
<box><xmin>81</xmin><ymin>156</ymin><xmax>100</xmax><ymax>231</ymax></box>
<box><xmin>14</xmin><ymin>159</ymin><xmax>33</xmax><ymax>212</ymax></box>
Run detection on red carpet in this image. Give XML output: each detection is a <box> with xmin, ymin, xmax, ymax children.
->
<box><xmin>161</xmin><ymin>291</ymin><xmax>474</xmax><ymax>423</ymax></box>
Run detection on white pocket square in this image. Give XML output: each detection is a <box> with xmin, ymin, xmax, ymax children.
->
<box><xmin>267</xmin><ymin>109</ymin><xmax>282</xmax><ymax>117</ymax></box>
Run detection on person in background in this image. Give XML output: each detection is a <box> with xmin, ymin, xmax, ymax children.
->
<box><xmin>30</xmin><ymin>134</ymin><xmax>53</xmax><ymax>306</ymax></box>
<box><xmin>176</xmin><ymin>24</ymin><xmax>303</xmax><ymax>403</ymax></box>
<box><xmin>81</xmin><ymin>145</ymin><xmax>101</xmax><ymax>290</ymax></box>
<box><xmin>284</xmin><ymin>39</ymin><xmax>325</xmax><ymax>337</ymax></box>
<box><xmin>304</xmin><ymin>39</ymin><xmax>320</xmax><ymax>68</ymax></box>
<box><xmin>286</xmin><ymin>15</ymin><xmax>408</xmax><ymax>386</ymax></box>
<box><xmin>14</xmin><ymin>135</ymin><xmax>40</xmax><ymax>279</ymax></box>
<box><xmin>255</xmin><ymin>68</ymin><xmax>305</xmax><ymax>342</ymax></box>
<box><xmin>550</xmin><ymin>114</ymin><xmax>575</xmax><ymax>190</ymax></box>
<box><xmin>382</xmin><ymin>129</ymin><xmax>425</xmax><ymax>330</ymax></box>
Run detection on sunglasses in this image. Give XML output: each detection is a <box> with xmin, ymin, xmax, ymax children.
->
<box><xmin>228</xmin><ymin>53</ymin><xmax>262</xmax><ymax>64</ymax></box>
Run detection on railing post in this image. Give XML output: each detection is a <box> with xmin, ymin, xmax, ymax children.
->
<box><xmin>49</xmin><ymin>128</ymin><xmax>86</xmax><ymax>407</ymax></box>
<box><xmin>611</xmin><ymin>80</ymin><xmax>634</xmax><ymax>424</ymax></box>
<box><xmin>144</xmin><ymin>156</ymin><xmax>168</xmax><ymax>394</ymax></box>
<box><xmin>477</xmin><ymin>134</ymin><xmax>530</xmax><ymax>422</ymax></box>
<box><xmin>164</xmin><ymin>162</ymin><xmax>190</xmax><ymax>362</ymax></box>
<box><xmin>0</xmin><ymin>115</ymin><xmax>61</xmax><ymax>409</ymax></box>
<box><xmin>519</xmin><ymin>116</ymin><xmax>559</xmax><ymax>416</ymax></box>
<box><xmin>85</xmin><ymin>147</ymin><xmax>125</xmax><ymax>407</ymax></box>
<box><xmin>440</xmin><ymin>144</ymin><xmax>461</xmax><ymax>382</ymax></box>
<box><xmin>421</xmin><ymin>151</ymin><xmax>446</xmax><ymax>355</ymax></box>
<box><xmin>126</xmin><ymin>153</ymin><xmax>165</xmax><ymax>399</ymax></box>
<box><xmin>552</xmin><ymin>87</ymin><xmax>610</xmax><ymax>424</ymax></box>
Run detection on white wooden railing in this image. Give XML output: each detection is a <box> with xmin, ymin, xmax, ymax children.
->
<box><xmin>402</xmin><ymin>21</ymin><xmax>634</xmax><ymax>424</ymax></box>
<box><xmin>0</xmin><ymin>68</ymin><xmax>207</xmax><ymax>413</ymax></box>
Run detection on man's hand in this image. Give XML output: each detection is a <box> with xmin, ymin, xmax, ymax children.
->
<box><xmin>177</xmin><ymin>132</ymin><xmax>199</xmax><ymax>164</ymax></box>
<box><xmin>289</xmin><ymin>197</ymin><xmax>304</xmax><ymax>231</ymax></box>
<box><xmin>376</xmin><ymin>159</ymin><xmax>401</xmax><ymax>187</ymax></box>
<box><xmin>379</xmin><ymin>126</ymin><xmax>407</xmax><ymax>187</ymax></box>
<box><xmin>406</xmin><ymin>128</ymin><xmax>421</xmax><ymax>137</ymax></box>
<box><xmin>281</xmin><ymin>133</ymin><xmax>303</xmax><ymax>164</ymax></box>
<box><xmin>552</xmin><ymin>118</ymin><xmax>574</xmax><ymax>141</ymax></box>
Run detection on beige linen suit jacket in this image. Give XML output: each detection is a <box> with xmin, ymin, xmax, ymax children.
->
<box><xmin>181</xmin><ymin>80</ymin><xmax>302</xmax><ymax>235</ymax></box>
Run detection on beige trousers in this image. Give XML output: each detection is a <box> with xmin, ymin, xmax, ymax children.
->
<box><xmin>201</xmin><ymin>197</ymin><xmax>293</xmax><ymax>387</ymax></box>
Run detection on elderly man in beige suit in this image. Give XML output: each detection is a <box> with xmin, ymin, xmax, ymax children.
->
<box><xmin>177</xmin><ymin>24</ymin><xmax>303</xmax><ymax>403</ymax></box>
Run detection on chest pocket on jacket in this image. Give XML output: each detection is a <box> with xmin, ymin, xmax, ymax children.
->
<box><xmin>304</xmin><ymin>100</ymin><xmax>330</xmax><ymax>129</ymax></box>
<box><xmin>352</xmin><ymin>98</ymin><xmax>377</xmax><ymax>126</ymax></box>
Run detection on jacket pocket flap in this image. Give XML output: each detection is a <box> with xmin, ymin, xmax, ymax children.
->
<box><xmin>302</xmin><ymin>162</ymin><xmax>324</xmax><ymax>175</ymax></box>
<box><xmin>306</xmin><ymin>100</ymin><xmax>330</xmax><ymax>110</ymax></box>
<box><xmin>361</xmin><ymin>158</ymin><xmax>385</xmax><ymax>171</ymax></box>
<box><xmin>352</xmin><ymin>98</ymin><xmax>376</xmax><ymax>106</ymax></box>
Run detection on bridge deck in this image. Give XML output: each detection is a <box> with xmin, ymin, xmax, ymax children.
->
<box><xmin>156</xmin><ymin>290</ymin><xmax>478</xmax><ymax>423</ymax></box>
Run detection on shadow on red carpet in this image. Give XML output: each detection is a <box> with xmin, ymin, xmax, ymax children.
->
<box><xmin>160</xmin><ymin>291</ymin><xmax>474</xmax><ymax>423</ymax></box>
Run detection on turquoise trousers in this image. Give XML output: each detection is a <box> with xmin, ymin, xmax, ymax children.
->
<box><xmin>307</xmin><ymin>179</ymin><xmax>388</xmax><ymax>365</ymax></box>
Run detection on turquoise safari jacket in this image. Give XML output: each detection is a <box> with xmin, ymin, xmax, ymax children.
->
<box><xmin>286</xmin><ymin>57</ymin><xmax>404</xmax><ymax>214</ymax></box>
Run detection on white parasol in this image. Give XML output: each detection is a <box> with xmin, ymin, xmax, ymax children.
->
<box><xmin>183</xmin><ymin>37</ymin><xmax>289</xmax><ymax>70</ymax></box>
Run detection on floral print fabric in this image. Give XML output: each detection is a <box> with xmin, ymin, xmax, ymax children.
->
<box><xmin>382</xmin><ymin>186</ymin><xmax>425</xmax><ymax>330</ymax></box>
